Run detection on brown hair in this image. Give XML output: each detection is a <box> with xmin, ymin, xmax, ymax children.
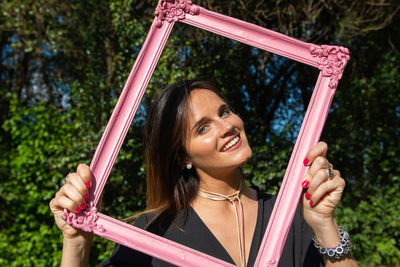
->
<box><xmin>139</xmin><ymin>80</ymin><xmax>230</xmax><ymax>226</ymax></box>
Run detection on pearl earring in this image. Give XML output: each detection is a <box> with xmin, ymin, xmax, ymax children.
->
<box><xmin>186</xmin><ymin>163</ymin><xmax>192</xmax><ymax>170</ymax></box>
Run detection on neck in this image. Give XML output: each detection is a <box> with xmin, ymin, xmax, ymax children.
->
<box><xmin>196</xmin><ymin>168</ymin><xmax>243</xmax><ymax>195</ymax></box>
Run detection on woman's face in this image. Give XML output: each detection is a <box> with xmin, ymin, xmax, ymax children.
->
<box><xmin>185</xmin><ymin>89</ymin><xmax>252</xmax><ymax>176</ymax></box>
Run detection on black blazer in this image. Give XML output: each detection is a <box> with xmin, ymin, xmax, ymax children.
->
<box><xmin>99</xmin><ymin>190</ymin><xmax>324</xmax><ymax>267</ymax></box>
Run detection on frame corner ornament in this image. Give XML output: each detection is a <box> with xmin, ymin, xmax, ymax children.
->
<box><xmin>155</xmin><ymin>0</ymin><xmax>200</xmax><ymax>27</ymax></box>
<box><xmin>310</xmin><ymin>45</ymin><xmax>350</xmax><ymax>89</ymax></box>
<box><xmin>62</xmin><ymin>205</ymin><xmax>105</xmax><ymax>233</ymax></box>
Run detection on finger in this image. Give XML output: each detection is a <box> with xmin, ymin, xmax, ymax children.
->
<box><xmin>303</xmin><ymin>141</ymin><xmax>328</xmax><ymax>166</ymax></box>
<box><xmin>309</xmin><ymin>174</ymin><xmax>345</xmax><ymax>206</ymax></box>
<box><xmin>307</xmin><ymin>168</ymin><xmax>336</xmax><ymax>196</ymax></box>
<box><xmin>303</xmin><ymin>156</ymin><xmax>330</xmax><ymax>184</ymax></box>
<box><xmin>76</xmin><ymin>163</ymin><xmax>92</xmax><ymax>189</ymax></box>
<box><xmin>67</xmin><ymin>173</ymin><xmax>89</xmax><ymax>203</ymax></box>
<box><xmin>51</xmin><ymin>195</ymin><xmax>80</xmax><ymax>213</ymax></box>
<box><xmin>60</xmin><ymin>183</ymin><xmax>86</xmax><ymax>213</ymax></box>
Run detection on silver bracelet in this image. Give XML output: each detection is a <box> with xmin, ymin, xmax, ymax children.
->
<box><xmin>312</xmin><ymin>225</ymin><xmax>353</xmax><ymax>260</ymax></box>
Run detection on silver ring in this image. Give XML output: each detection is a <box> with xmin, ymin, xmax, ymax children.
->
<box><xmin>327</xmin><ymin>168</ymin><xmax>334</xmax><ymax>179</ymax></box>
<box><xmin>63</xmin><ymin>173</ymin><xmax>72</xmax><ymax>185</ymax></box>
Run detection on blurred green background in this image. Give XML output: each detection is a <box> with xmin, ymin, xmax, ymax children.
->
<box><xmin>1</xmin><ymin>0</ymin><xmax>399</xmax><ymax>266</ymax></box>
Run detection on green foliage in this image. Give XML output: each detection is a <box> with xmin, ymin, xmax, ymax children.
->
<box><xmin>337</xmin><ymin>178</ymin><xmax>400</xmax><ymax>265</ymax></box>
<box><xmin>0</xmin><ymin>94</ymin><xmax>84</xmax><ymax>265</ymax></box>
<box><xmin>244</xmin><ymin>133</ymin><xmax>294</xmax><ymax>195</ymax></box>
<box><xmin>1</xmin><ymin>0</ymin><xmax>399</xmax><ymax>266</ymax></box>
<box><xmin>325</xmin><ymin>50</ymin><xmax>400</xmax><ymax>266</ymax></box>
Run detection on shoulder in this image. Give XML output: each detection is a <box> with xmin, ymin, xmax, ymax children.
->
<box><xmin>132</xmin><ymin>211</ymin><xmax>156</xmax><ymax>228</ymax></box>
<box><xmin>251</xmin><ymin>186</ymin><xmax>304</xmax><ymax>224</ymax></box>
<box><xmin>256</xmin><ymin>191</ymin><xmax>323</xmax><ymax>266</ymax></box>
<box><xmin>133</xmin><ymin>210</ymin><xmax>174</xmax><ymax>237</ymax></box>
<box><xmin>250</xmin><ymin>185</ymin><xmax>275</xmax><ymax>206</ymax></box>
<box><xmin>98</xmin><ymin>211</ymin><xmax>176</xmax><ymax>267</ymax></box>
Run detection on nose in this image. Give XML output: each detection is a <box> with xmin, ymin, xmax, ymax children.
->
<box><xmin>217</xmin><ymin>118</ymin><xmax>235</xmax><ymax>138</ymax></box>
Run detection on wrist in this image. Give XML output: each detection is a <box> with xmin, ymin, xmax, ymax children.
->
<box><xmin>63</xmin><ymin>236</ymin><xmax>93</xmax><ymax>248</ymax></box>
<box><xmin>312</xmin><ymin>225</ymin><xmax>354</xmax><ymax>261</ymax></box>
<box><xmin>311</xmin><ymin>217</ymin><xmax>341</xmax><ymax>248</ymax></box>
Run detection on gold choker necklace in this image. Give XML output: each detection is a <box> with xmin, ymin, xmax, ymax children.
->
<box><xmin>198</xmin><ymin>180</ymin><xmax>246</xmax><ymax>267</ymax></box>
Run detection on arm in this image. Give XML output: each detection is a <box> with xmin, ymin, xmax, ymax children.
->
<box><xmin>49</xmin><ymin>164</ymin><xmax>94</xmax><ymax>267</ymax></box>
<box><xmin>61</xmin><ymin>237</ymin><xmax>92</xmax><ymax>267</ymax></box>
<box><xmin>301</xmin><ymin>142</ymin><xmax>358</xmax><ymax>266</ymax></box>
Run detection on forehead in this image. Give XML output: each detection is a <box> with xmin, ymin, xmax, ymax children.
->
<box><xmin>187</xmin><ymin>89</ymin><xmax>225</xmax><ymax>119</ymax></box>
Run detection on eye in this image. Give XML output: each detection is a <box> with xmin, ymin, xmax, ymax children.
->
<box><xmin>220</xmin><ymin>107</ymin><xmax>230</xmax><ymax>117</ymax></box>
<box><xmin>198</xmin><ymin>125</ymin><xmax>209</xmax><ymax>135</ymax></box>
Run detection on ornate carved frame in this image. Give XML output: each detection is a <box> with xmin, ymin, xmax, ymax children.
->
<box><xmin>63</xmin><ymin>1</ymin><xmax>349</xmax><ymax>266</ymax></box>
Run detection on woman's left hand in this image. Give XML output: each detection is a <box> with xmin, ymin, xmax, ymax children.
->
<box><xmin>301</xmin><ymin>141</ymin><xmax>346</xmax><ymax>230</ymax></box>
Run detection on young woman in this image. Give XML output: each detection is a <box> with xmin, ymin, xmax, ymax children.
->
<box><xmin>50</xmin><ymin>80</ymin><xmax>358</xmax><ymax>266</ymax></box>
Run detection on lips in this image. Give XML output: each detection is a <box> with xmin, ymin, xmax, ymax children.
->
<box><xmin>221</xmin><ymin>135</ymin><xmax>241</xmax><ymax>152</ymax></box>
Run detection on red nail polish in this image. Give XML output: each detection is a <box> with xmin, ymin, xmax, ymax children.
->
<box><xmin>81</xmin><ymin>203</ymin><xmax>86</xmax><ymax>210</ymax></box>
<box><xmin>302</xmin><ymin>180</ymin><xmax>309</xmax><ymax>188</ymax></box>
<box><xmin>309</xmin><ymin>200</ymin><xmax>314</xmax><ymax>206</ymax></box>
<box><xmin>76</xmin><ymin>207</ymin><xmax>81</xmax><ymax>213</ymax></box>
<box><xmin>84</xmin><ymin>194</ymin><xmax>89</xmax><ymax>201</ymax></box>
<box><xmin>85</xmin><ymin>182</ymin><xmax>91</xmax><ymax>189</ymax></box>
<box><xmin>303</xmin><ymin>158</ymin><xmax>309</xmax><ymax>166</ymax></box>
<box><xmin>305</xmin><ymin>192</ymin><xmax>311</xmax><ymax>200</ymax></box>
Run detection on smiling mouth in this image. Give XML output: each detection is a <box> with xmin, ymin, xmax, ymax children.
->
<box><xmin>221</xmin><ymin>135</ymin><xmax>240</xmax><ymax>152</ymax></box>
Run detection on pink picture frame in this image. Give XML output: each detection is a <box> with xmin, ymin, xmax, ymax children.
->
<box><xmin>62</xmin><ymin>1</ymin><xmax>350</xmax><ymax>266</ymax></box>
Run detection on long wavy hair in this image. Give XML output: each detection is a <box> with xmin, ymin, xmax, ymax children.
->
<box><xmin>140</xmin><ymin>80</ymin><xmax>231</xmax><ymax>226</ymax></box>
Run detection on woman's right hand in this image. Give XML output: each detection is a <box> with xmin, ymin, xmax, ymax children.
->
<box><xmin>49</xmin><ymin>163</ymin><xmax>94</xmax><ymax>243</ymax></box>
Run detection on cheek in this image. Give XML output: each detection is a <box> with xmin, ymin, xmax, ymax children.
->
<box><xmin>187</xmin><ymin>135</ymin><xmax>217</xmax><ymax>164</ymax></box>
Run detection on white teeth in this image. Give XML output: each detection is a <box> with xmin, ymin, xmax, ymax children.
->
<box><xmin>222</xmin><ymin>136</ymin><xmax>240</xmax><ymax>151</ymax></box>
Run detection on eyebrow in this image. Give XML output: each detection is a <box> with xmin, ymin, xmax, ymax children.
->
<box><xmin>191</xmin><ymin>117</ymin><xmax>208</xmax><ymax>132</ymax></box>
<box><xmin>190</xmin><ymin>103</ymin><xmax>228</xmax><ymax>132</ymax></box>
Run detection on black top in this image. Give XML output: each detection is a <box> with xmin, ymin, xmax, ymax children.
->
<box><xmin>99</xmin><ymin>190</ymin><xmax>324</xmax><ymax>267</ymax></box>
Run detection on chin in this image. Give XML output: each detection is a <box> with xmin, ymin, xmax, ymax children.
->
<box><xmin>236</xmin><ymin>146</ymin><xmax>253</xmax><ymax>165</ymax></box>
<box><xmin>243</xmin><ymin>149</ymin><xmax>253</xmax><ymax>163</ymax></box>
